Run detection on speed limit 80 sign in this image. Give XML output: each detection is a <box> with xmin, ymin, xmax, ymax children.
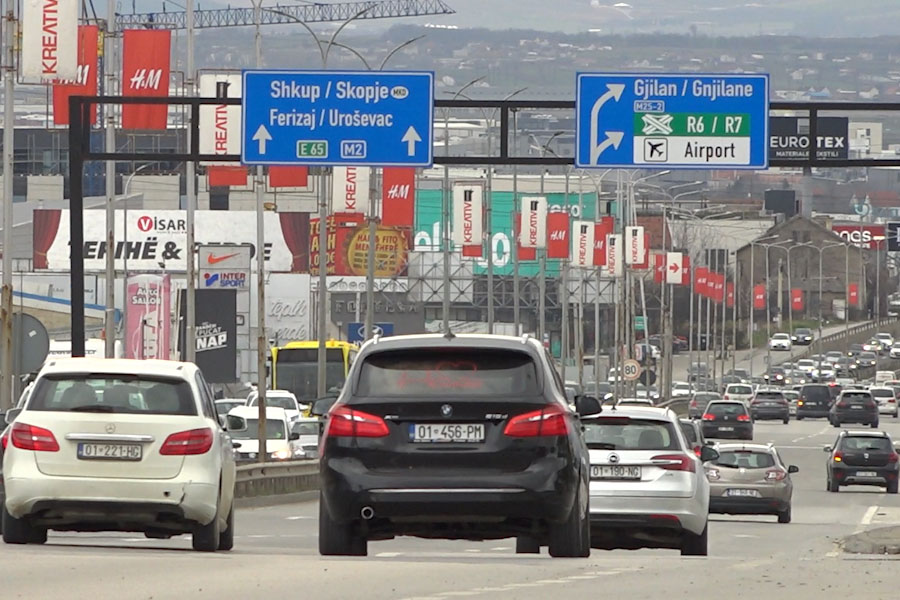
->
<box><xmin>622</xmin><ymin>359</ymin><xmax>642</xmax><ymax>381</ymax></box>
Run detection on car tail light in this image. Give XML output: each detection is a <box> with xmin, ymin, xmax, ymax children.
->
<box><xmin>693</xmin><ymin>445</ymin><xmax>702</xmax><ymax>457</ymax></box>
<box><xmin>706</xmin><ymin>468</ymin><xmax>720</xmax><ymax>480</ymax></box>
<box><xmin>159</xmin><ymin>428</ymin><xmax>214</xmax><ymax>455</ymax></box>
<box><xmin>702</xmin><ymin>413</ymin><xmax>716</xmax><ymax>421</ymax></box>
<box><xmin>724</xmin><ymin>394</ymin><xmax>730</xmax><ymax>400</ymax></box>
<box><xmin>797</xmin><ymin>400</ymin><xmax>805</xmax><ymax>406</ymax></box>
<box><xmin>651</xmin><ymin>453</ymin><xmax>696</xmax><ymax>473</ymax></box>
<box><xmin>838</xmin><ymin>401</ymin><xmax>848</xmax><ymax>408</ymax></box>
<box><xmin>888</xmin><ymin>453</ymin><xmax>899</xmax><ymax>464</ymax></box>
<box><xmin>325</xmin><ymin>406</ymin><xmax>390</xmax><ymax>438</ymax></box>
<box><xmin>833</xmin><ymin>451</ymin><xmax>843</xmax><ymax>462</ymax></box>
<box><xmin>737</xmin><ymin>414</ymin><xmax>751</xmax><ymax>422</ymax></box>
<box><xmin>10</xmin><ymin>422</ymin><xmax>59</xmax><ymax>452</ymax></box>
<box><xmin>0</xmin><ymin>430</ymin><xmax>8</xmax><ymax>450</ymax></box>
<box><xmin>504</xmin><ymin>405</ymin><xmax>569</xmax><ymax>437</ymax></box>
<box><xmin>689</xmin><ymin>399</ymin><xmax>697</xmax><ymax>408</ymax></box>
<box><xmin>765</xmin><ymin>469</ymin><xmax>787</xmax><ymax>481</ymax></box>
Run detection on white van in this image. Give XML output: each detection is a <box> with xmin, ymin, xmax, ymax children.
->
<box><xmin>875</xmin><ymin>370</ymin><xmax>895</xmax><ymax>386</ymax></box>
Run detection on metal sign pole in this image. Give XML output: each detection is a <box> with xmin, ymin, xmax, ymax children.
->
<box><xmin>104</xmin><ymin>0</ymin><xmax>118</xmax><ymax>358</ymax></box>
<box><xmin>253</xmin><ymin>0</ymin><xmax>267</xmax><ymax>461</ymax></box>
<box><xmin>538</xmin><ymin>171</ymin><xmax>546</xmax><ymax>345</ymax></box>
<box><xmin>317</xmin><ymin>171</ymin><xmax>329</xmax><ymax>399</ymax></box>
<box><xmin>184</xmin><ymin>0</ymin><xmax>197</xmax><ymax>362</ymax></box>
<box><xmin>511</xmin><ymin>110</ymin><xmax>520</xmax><ymax>332</ymax></box>
<box><xmin>365</xmin><ymin>170</ymin><xmax>377</xmax><ymax>340</ymax></box>
<box><xmin>0</xmin><ymin>0</ymin><xmax>14</xmax><ymax>407</ymax></box>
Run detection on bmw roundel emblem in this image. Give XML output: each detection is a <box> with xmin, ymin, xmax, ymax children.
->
<box><xmin>608</xmin><ymin>453</ymin><xmax>620</xmax><ymax>464</ymax></box>
<box><xmin>441</xmin><ymin>404</ymin><xmax>453</xmax><ymax>417</ymax></box>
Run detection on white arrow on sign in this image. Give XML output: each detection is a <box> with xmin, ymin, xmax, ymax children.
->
<box><xmin>589</xmin><ymin>83</ymin><xmax>625</xmax><ymax>164</ymax></box>
<box><xmin>252</xmin><ymin>125</ymin><xmax>272</xmax><ymax>155</ymax></box>
<box><xmin>401</xmin><ymin>126</ymin><xmax>422</xmax><ymax>156</ymax></box>
<box><xmin>592</xmin><ymin>131</ymin><xmax>625</xmax><ymax>162</ymax></box>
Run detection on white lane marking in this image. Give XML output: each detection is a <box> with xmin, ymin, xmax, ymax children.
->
<box><xmin>376</xmin><ymin>551</ymin><xmax>403</xmax><ymax>557</ymax></box>
<box><xmin>440</xmin><ymin>593</ymin><xmax>483</xmax><ymax>597</ymax></box>
<box><xmin>861</xmin><ymin>505</ymin><xmax>879</xmax><ymax>527</ymax></box>
<box><xmin>464</xmin><ymin>548</ymin><xmax>481</xmax><ymax>553</ymax></box>
<box><xmin>565</xmin><ymin>575</ymin><xmax>600</xmax><ymax>580</ymax></box>
<box><xmin>285</xmin><ymin>516</ymin><xmax>314</xmax><ymax>520</ymax></box>
<box><xmin>733</xmin><ymin>534</ymin><xmax>759</xmax><ymax>539</ymax></box>
<box><xmin>791</xmin><ymin>425</ymin><xmax>832</xmax><ymax>444</ymax></box>
<box><xmin>490</xmin><ymin>546</ymin><xmax>511</xmax><ymax>551</ymax></box>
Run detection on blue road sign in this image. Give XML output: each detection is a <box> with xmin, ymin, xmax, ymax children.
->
<box><xmin>347</xmin><ymin>322</ymin><xmax>394</xmax><ymax>344</ymax></box>
<box><xmin>888</xmin><ymin>222</ymin><xmax>900</xmax><ymax>252</ymax></box>
<box><xmin>241</xmin><ymin>70</ymin><xmax>433</xmax><ymax>167</ymax></box>
<box><xmin>575</xmin><ymin>73</ymin><xmax>769</xmax><ymax>169</ymax></box>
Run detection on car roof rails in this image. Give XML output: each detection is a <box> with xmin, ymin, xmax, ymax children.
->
<box><xmin>443</xmin><ymin>329</ymin><xmax>456</xmax><ymax>340</ymax></box>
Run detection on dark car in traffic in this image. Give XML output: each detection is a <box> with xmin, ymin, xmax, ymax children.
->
<box><xmin>702</xmin><ymin>401</ymin><xmax>753</xmax><ymax>440</ymax></box>
<box><xmin>797</xmin><ymin>384</ymin><xmax>833</xmax><ymax>420</ymax></box>
<box><xmin>750</xmin><ymin>390</ymin><xmax>790</xmax><ymax>423</ymax></box>
<box><xmin>825</xmin><ymin>430</ymin><xmax>899</xmax><ymax>493</ymax></box>
<box><xmin>316</xmin><ymin>334</ymin><xmax>593</xmax><ymax>557</ymax></box>
<box><xmin>856</xmin><ymin>351</ymin><xmax>878</xmax><ymax>370</ymax></box>
<box><xmin>764</xmin><ymin>367</ymin><xmax>787</xmax><ymax>386</ymax></box>
<box><xmin>791</xmin><ymin>327</ymin><xmax>813</xmax><ymax>346</ymax></box>
<box><xmin>830</xmin><ymin>390</ymin><xmax>879</xmax><ymax>428</ymax></box>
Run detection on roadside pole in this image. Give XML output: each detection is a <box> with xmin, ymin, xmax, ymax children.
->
<box><xmin>0</xmin><ymin>0</ymin><xmax>14</xmax><ymax>408</ymax></box>
<box><xmin>365</xmin><ymin>171</ymin><xmax>377</xmax><ymax>340</ymax></box>
<box><xmin>252</xmin><ymin>0</ymin><xmax>267</xmax><ymax>460</ymax></box>
<box><xmin>104</xmin><ymin>0</ymin><xmax>118</xmax><ymax>358</ymax></box>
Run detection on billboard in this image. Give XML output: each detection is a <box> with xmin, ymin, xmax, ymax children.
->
<box><xmin>124</xmin><ymin>274</ymin><xmax>171</xmax><ymax>360</ymax></box>
<box><xmin>309</xmin><ymin>212</ymin><xmax>411</xmax><ymax>277</ymax></box>
<box><xmin>769</xmin><ymin>116</ymin><xmax>849</xmax><ymax>161</ymax></box>
<box><xmin>21</xmin><ymin>0</ymin><xmax>78</xmax><ymax>82</ymax></box>
<box><xmin>332</xmin><ymin>167</ymin><xmax>370</xmax><ymax>214</ymax></box>
<box><xmin>199</xmin><ymin>72</ymin><xmax>242</xmax><ymax>164</ymax></box>
<box><xmin>35</xmin><ymin>210</ymin><xmax>309</xmax><ymax>273</ymax></box>
<box><xmin>831</xmin><ymin>224</ymin><xmax>885</xmax><ymax>250</ymax></box>
<box><xmin>179</xmin><ymin>289</ymin><xmax>237</xmax><ymax>383</ymax></box>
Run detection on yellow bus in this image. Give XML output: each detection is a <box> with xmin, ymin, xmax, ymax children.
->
<box><xmin>269</xmin><ymin>340</ymin><xmax>358</xmax><ymax>404</ymax></box>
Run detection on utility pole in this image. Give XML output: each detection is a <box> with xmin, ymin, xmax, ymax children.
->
<box><xmin>104</xmin><ymin>0</ymin><xmax>118</xmax><ymax>358</ymax></box>
<box><xmin>777</xmin><ymin>257</ymin><xmax>784</xmax><ymax>332</ymax></box>
<box><xmin>511</xmin><ymin>110</ymin><xmax>520</xmax><ymax>332</ymax></box>
<box><xmin>0</xmin><ymin>0</ymin><xmax>14</xmax><ymax>409</ymax></box>
<box><xmin>365</xmin><ymin>171</ymin><xmax>377</xmax><ymax>340</ymax></box>
<box><xmin>184</xmin><ymin>0</ymin><xmax>197</xmax><ymax>363</ymax></box>
<box><xmin>252</xmin><ymin>0</ymin><xmax>267</xmax><ymax>461</ymax></box>
<box><xmin>538</xmin><ymin>170</ymin><xmax>547</xmax><ymax>346</ymax></box>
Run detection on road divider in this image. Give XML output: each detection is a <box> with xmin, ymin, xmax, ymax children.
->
<box><xmin>236</xmin><ymin>460</ymin><xmax>319</xmax><ymax>500</ymax></box>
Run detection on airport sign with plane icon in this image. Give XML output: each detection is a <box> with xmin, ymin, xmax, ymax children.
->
<box><xmin>575</xmin><ymin>73</ymin><xmax>769</xmax><ymax>169</ymax></box>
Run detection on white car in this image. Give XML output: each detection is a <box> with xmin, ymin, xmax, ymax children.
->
<box><xmin>2</xmin><ymin>358</ymin><xmax>236</xmax><ymax>551</ymax></box>
<box><xmin>226</xmin><ymin>406</ymin><xmax>304</xmax><ymax>462</ymax></box>
<box><xmin>723</xmin><ymin>384</ymin><xmax>754</xmax><ymax>406</ymax></box>
<box><xmin>869</xmin><ymin>386</ymin><xmax>899</xmax><ymax>418</ymax></box>
<box><xmin>290</xmin><ymin>418</ymin><xmax>321</xmax><ymax>459</ymax></box>
<box><xmin>782</xmin><ymin>390</ymin><xmax>800</xmax><ymax>416</ymax></box>
<box><xmin>582</xmin><ymin>406</ymin><xmax>714</xmax><ymax>556</ymax></box>
<box><xmin>875</xmin><ymin>333</ymin><xmax>894</xmax><ymax>351</ymax></box>
<box><xmin>795</xmin><ymin>359</ymin><xmax>817</xmax><ymax>376</ymax></box>
<box><xmin>768</xmin><ymin>334</ymin><xmax>792</xmax><ymax>351</ymax></box>
<box><xmin>890</xmin><ymin>342</ymin><xmax>900</xmax><ymax>359</ymax></box>
<box><xmin>671</xmin><ymin>381</ymin><xmax>693</xmax><ymax>398</ymax></box>
<box><xmin>616</xmin><ymin>397</ymin><xmax>655</xmax><ymax>407</ymax></box>
<box><xmin>247</xmin><ymin>389</ymin><xmax>304</xmax><ymax>420</ymax></box>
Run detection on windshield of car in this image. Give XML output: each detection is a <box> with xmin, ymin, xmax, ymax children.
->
<box><xmin>773</xmin><ymin>334</ymin><xmax>789</xmax><ymax>340</ymax></box>
<box><xmin>250</xmin><ymin>396</ymin><xmax>298</xmax><ymax>410</ymax></box>
<box><xmin>727</xmin><ymin>385</ymin><xmax>752</xmax><ymax>394</ymax></box>
<box><xmin>695</xmin><ymin>393</ymin><xmax>720</xmax><ymax>401</ymax></box>
<box><xmin>840</xmin><ymin>437</ymin><xmax>893</xmax><ymax>452</ymax></box>
<box><xmin>782</xmin><ymin>391</ymin><xmax>799</xmax><ymax>400</ymax></box>
<box><xmin>28</xmin><ymin>375</ymin><xmax>197</xmax><ymax>415</ymax></box>
<box><xmin>226</xmin><ymin>417</ymin><xmax>288</xmax><ymax>440</ymax></box>
<box><xmin>795</xmin><ymin>329</ymin><xmax>811</xmax><ymax>335</ymax></box>
<box><xmin>877</xmin><ymin>334</ymin><xmax>892</xmax><ymax>340</ymax></box>
<box><xmin>755</xmin><ymin>392</ymin><xmax>784</xmax><ymax>400</ymax></box>
<box><xmin>707</xmin><ymin>403</ymin><xmax>747</xmax><ymax>416</ymax></box>
<box><xmin>679</xmin><ymin>422</ymin><xmax>698</xmax><ymax>445</ymax></box>
<box><xmin>842</xmin><ymin>392</ymin><xmax>872</xmax><ymax>402</ymax></box>
<box><xmin>801</xmin><ymin>385</ymin><xmax>830</xmax><ymax>402</ymax></box>
<box><xmin>797</xmin><ymin>360</ymin><xmax>814</xmax><ymax>367</ymax></box>
<box><xmin>714</xmin><ymin>450</ymin><xmax>776</xmax><ymax>469</ymax></box>
<box><xmin>870</xmin><ymin>388</ymin><xmax>895</xmax><ymax>398</ymax></box>
<box><xmin>215</xmin><ymin>401</ymin><xmax>243</xmax><ymax>416</ymax></box>
<box><xmin>356</xmin><ymin>349</ymin><xmax>540</xmax><ymax>398</ymax></box>
<box><xmin>292</xmin><ymin>422</ymin><xmax>319</xmax><ymax>436</ymax></box>
<box><xmin>849</xmin><ymin>344</ymin><xmax>864</xmax><ymax>351</ymax></box>
<box><xmin>583</xmin><ymin>417</ymin><xmax>680</xmax><ymax>450</ymax></box>
<box><xmin>860</xmin><ymin>352</ymin><xmax>877</xmax><ymax>359</ymax></box>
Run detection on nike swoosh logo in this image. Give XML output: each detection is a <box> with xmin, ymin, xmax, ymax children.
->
<box><xmin>208</xmin><ymin>252</ymin><xmax>240</xmax><ymax>264</ymax></box>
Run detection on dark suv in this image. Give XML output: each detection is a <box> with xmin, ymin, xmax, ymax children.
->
<box><xmin>830</xmin><ymin>390</ymin><xmax>879</xmax><ymax>428</ymax></box>
<box><xmin>791</xmin><ymin>328</ymin><xmax>813</xmax><ymax>346</ymax></box>
<box><xmin>797</xmin><ymin>384</ymin><xmax>833</xmax><ymax>420</ymax></box>
<box><xmin>825</xmin><ymin>430</ymin><xmax>899</xmax><ymax>493</ymax></box>
<box><xmin>316</xmin><ymin>334</ymin><xmax>593</xmax><ymax>557</ymax></box>
<box><xmin>701</xmin><ymin>401</ymin><xmax>753</xmax><ymax>440</ymax></box>
<box><xmin>750</xmin><ymin>390</ymin><xmax>790</xmax><ymax>423</ymax></box>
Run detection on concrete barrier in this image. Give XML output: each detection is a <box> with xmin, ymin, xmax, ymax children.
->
<box><xmin>235</xmin><ymin>460</ymin><xmax>319</xmax><ymax>501</ymax></box>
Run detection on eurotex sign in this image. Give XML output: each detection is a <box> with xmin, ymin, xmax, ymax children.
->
<box><xmin>413</xmin><ymin>189</ymin><xmax>606</xmax><ymax>276</ymax></box>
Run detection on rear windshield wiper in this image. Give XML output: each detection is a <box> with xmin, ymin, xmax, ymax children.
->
<box><xmin>69</xmin><ymin>405</ymin><xmax>115</xmax><ymax>413</ymax></box>
<box><xmin>587</xmin><ymin>442</ymin><xmax>617</xmax><ymax>450</ymax></box>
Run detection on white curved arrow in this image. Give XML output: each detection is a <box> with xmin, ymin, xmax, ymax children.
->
<box><xmin>589</xmin><ymin>83</ymin><xmax>625</xmax><ymax>164</ymax></box>
<box><xmin>592</xmin><ymin>131</ymin><xmax>625</xmax><ymax>163</ymax></box>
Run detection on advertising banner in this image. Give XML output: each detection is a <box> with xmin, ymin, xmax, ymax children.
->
<box><xmin>124</xmin><ymin>274</ymin><xmax>171</xmax><ymax>360</ymax></box>
<box><xmin>35</xmin><ymin>209</ymin><xmax>309</xmax><ymax>273</ymax></box>
<box><xmin>21</xmin><ymin>0</ymin><xmax>78</xmax><ymax>82</ymax></box>
<box><xmin>199</xmin><ymin>72</ymin><xmax>242</xmax><ymax>164</ymax></box>
<box><xmin>121</xmin><ymin>29</ymin><xmax>172</xmax><ymax>129</ymax></box>
<box><xmin>594</xmin><ymin>217</ymin><xmax>614</xmax><ymax>267</ymax></box>
<box><xmin>332</xmin><ymin>167</ymin><xmax>370</xmax><ymax>214</ymax></box>
<box><xmin>726</xmin><ymin>281</ymin><xmax>735</xmax><ymax>308</ymax></box>
<box><xmin>831</xmin><ymin>224</ymin><xmax>885</xmax><ymax>250</ymax></box>
<box><xmin>179</xmin><ymin>289</ymin><xmax>237</xmax><ymax>383</ymax></box>
<box><xmin>452</xmin><ymin>183</ymin><xmax>484</xmax><ymax>247</ymax></box>
<box><xmin>753</xmin><ymin>283</ymin><xmax>766</xmax><ymax>309</ymax></box>
<box><xmin>267</xmin><ymin>273</ymin><xmax>311</xmax><ymax>343</ymax></box>
<box><xmin>606</xmin><ymin>234</ymin><xmax>622</xmax><ymax>277</ymax></box>
<box><xmin>381</xmin><ymin>167</ymin><xmax>416</xmax><ymax>227</ymax></box>
<box><xmin>695</xmin><ymin>267</ymin><xmax>709</xmax><ymax>298</ymax></box>
<box><xmin>665</xmin><ymin>251</ymin><xmax>683</xmax><ymax>285</ymax></box>
<box><xmin>572</xmin><ymin>220</ymin><xmax>595</xmax><ymax>268</ymax></box>
<box><xmin>51</xmin><ymin>25</ymin><xmax>99</xmax><ymax>125</ymax></box>
<box><xmin>680</xmin><ymin>254</ymin><xmax>691</xmax><ymax>285</ymax></box>
<box><xmin>310</xmin><ymin>212</ymin><xmax>411</xmax><ymax>277</ymax></box>
<box><xmin>653</xmin><ymin>252</ymin><xmax>665</xmax><ymax>284</ymax></box>
<box><xmin>515</xmin><ymin>213</ymin><xmax>537</xmax><ymax>261</ymax></box>
<box><xmin>546</xmin><ymin>212</ymin><xmax>570</xmax><ymax>259</ymax></box>
<box><xmin>520</xmin><ymin>196</ymin><xmax>548</xmax><ymax>249</ymax></box>
<box><xmin>791</xmin><ymin>288</ymin><xmax>804</xmax><ymax>311</ymax></box>
<box><xmin>625</xmin><ymin>225</ymin><xmax>645</xmax><ymax>265</ymax></box>
<box><xmin>848</xmin><ymin>283</ymin><xmax>859</xmax><ymax>306</ymax></box>
<box><xmin>769</xmin><ymin>116</ymin><xmax>849</xmax><ymax>161</ymax></box>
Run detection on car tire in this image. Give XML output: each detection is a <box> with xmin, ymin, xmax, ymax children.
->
<box><xmin>549</xmin><ymin>486</ymin><xmax>589</xmax><ymax>558</ymax></box>
<box><xmin>318</xmin><ymin>494</ymin><xmax>367</xmax><ymax>556</ymax></box>
<box><xmin>797</xmin><ymin>415</ymin><xmax>804</xmax><ymax>421</ymax></box>
<box><xmin>1</xmin><ymin>504</ymin><xmax>45</xmax><ymax>545</ymax></box>
<box><xmin>192</xmin><ymin>511</ymin><xmax>221</xmax><ymax>552</ymax></box>
<box><xmin>515</xmin><ymin>536</ymin><xmax>541</xmax><ymax>554</ymax></box>
<box><xmin>782</xmin><ymin>416</ymin><xmax>789</xmax><ymax>425</ymax></box>
<box><xmin>871</xmin><ymin>421</ymin><xmax>880</xmax><ymax>429</ymax></box>
<box><xmin>828</xmin><ymin>479</ymin><xmax>840</xmax><ymax>493</ymax></box>
<box><xmin>777</xmin><ymin>506</ymin><xmax>792</xmax><ymax>524</ymax></box>
<box><xmin>680</xmin><ymin>523</ymin><xmax>708</xmax><ymax>556</ymax></box>
<box><xmin>832</xmin><ymin>419</ymin><xmax>840</xmax><ymax>428</ymax></box>
<box><xmin>217</xmin><ymin>502</ymin><xmax>235</xmax><ymax>551</ymax></box>
<box><xmin>888</xmin><ymin>481</ymin><xmax>899</xmax><ymax>495</ymax></box>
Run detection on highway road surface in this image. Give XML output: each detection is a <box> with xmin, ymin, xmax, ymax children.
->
<box><xmin>3</xmin><ymin>417</ymin><xmax>900</xmax><ymax>599</ymax></box>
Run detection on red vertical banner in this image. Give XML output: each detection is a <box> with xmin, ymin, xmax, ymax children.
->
<box><xmin>681</xmin><ymin>254</ymin><xmax>691</xmax><ymax>286</ymax></box>
<box><xmin>208</xmin><ymin>166</ymin><xmax>248</xmax><ymax>187</ymax></box>
<box><xmin>52</xmin><ymin>25</ymin><xmax>99</xmax><ymax>125</ymax></box>
<box><xmin>695</xmin><ymin>267</ymin><xmax>709</xmax><ymax>297</ymax></box>
<box><xmin>753</xmin><ymin>284</ymin><xmax>766</xmax><ymax>309</ymax></box>
<box><xmin>546</xmin><ymin>212</ymin><xmax>570</xmax><ymax>259</ymax></box>
<box><xmin>381</xmin><ymin>167</ymin><xmax>416</xmax><ymax>227</ymax></box>
<box><xmin>712</xmin><ymin>272</ymin><xmax>724</xmax><ymax>303</ymax></box>
<box><xmin>593</xmin><ymin>217</ymin><xmax>614</xmax><ymax>266</ymax></box>
<box><xmin>791</xmin><ymin>288</ymin><xmax>804</xmax><ymax>311</ymax></box>
<box><xmin>848</xmin><ymin>283</ymin><xmax>859</xmax><ymax>306</ymax></box>
<box><xmin>121</xmin><ymin>29</ymin><xmax>172</xmax><ymax>129</ymax></box>
<box><xmin>515</xmin><ymin>213</ymin><xmax>536</xmax><ymax>261</ymax></box>
<box><xmin>653</xmin><ymin>252</ymin><xmax>665</xmax><ymax>283</ymax></box>
<box><xmin>462</xmin><ymin>245</ymin><xmax>482</xmax><ymax>258</ymax></box>
<box><xmin>269</xmin><ymin>166</ymin><xmax>309</xmax><ymax>188</ymax></box>
<box><xmin>726</xmin><ymin>281</ymin><xmax>735</xmax><ymax>307</ymax></box>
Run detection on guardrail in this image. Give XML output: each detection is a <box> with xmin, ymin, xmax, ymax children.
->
<box><xmin>789</xmin><ymin>317</ymin><xmax>899</xmax><ymax>363</ymax></box>
<box><xmin>235</xmin><ymin>459</ymin><xmax>319</xmax><ymax>499</ymax></box>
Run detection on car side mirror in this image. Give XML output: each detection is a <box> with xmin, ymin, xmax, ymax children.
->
<box><xmin>699</xmin><ymin>446</ymin><xmax>719</xmax><ymax>462</ymax></box>
<box><xmin>823</xmin><ymin>446</ymin><xmax>832</xmax><ymax>452</ymax></box>
<box><xmin>4</xmin><ymin>407</ymin><xmax>21</xmax><ymax>425</ymax></box>
<box><xmin>311</xmin><ymin>397</ymin><xmax>338</xmax><ymax>417</ymax></box>
<box><xmin>289</xmin><ymin>431</ymin><xmax>301</xmax><ymax>441</ymax></box>
<box><xmin>225</xmin><ymin>415</ymin><xmax>247</xmax><ymax>432</ymax></box>
<box><xmin>232</xmin><ymin>441</ymin><xmax>242</xmax><ymax>449</ymax></box>
<box><xmin>788</xmin><ymin>465</ymin><xmax>799</xmax><ymax>474</ymax></box>
<box><xmin>575</xmin><ymin>395</ymin><xmax>602</xmax><ymax>417</ymax></box>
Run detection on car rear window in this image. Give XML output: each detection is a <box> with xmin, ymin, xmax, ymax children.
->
<box><xmin>355</xmin><ymin>349</ymin><xmax>540</xmax><ymax>398</ymax></box>
<box><xmin>755</xmin><ymin>392</ymin><xmax>784</xmax><ymax>400</ymax></box>
<box><xmin>714</xmin><ymin>450</ymin><xmax>775</xmax><ymax>469</ymax></box>
<box><xmin>29</xmin><ymin>375</ymin><xmax>197</xmax><ymax>415</ymax></box>
<box><xmin>801</xmin><ymin>385</ymin><xmax>830</xmax><ymax>402</ymax></box>
<box><xmin>679</xmin><ymin>422</ymin><xmax>698</xmax><ymax>445</ymax></box>
<box><xmin>583</xmin><ymin>417</ymin><xmax>680</xmax><ymax>450</ymax></box>
<box><xmin>871</xmin><ymin>389</ymin><xmax>895</xmax><ymax>398</ymax></box>
<box><xmin>842</xmin><ymin>392</ymin><xmax>872</xmax><ymax>402</ymax></box>
<box><xmin>841</xmin><ymin>437</ymin><xmax>892</xmax><ymax>451</ymax></box>
<box><xmin>707</xmin><ymin>403</ymin><xmax>747</xmax><ymax>417</ymax></box>
<box><xmin>728</xmin><ymin>385</ymin><xmax>752</xmax><ymax>394</ymax></box>
<box><xmin>250</xmin><ymin>396</ymin><xmax>297</xmax><ymax>410</ymax></box>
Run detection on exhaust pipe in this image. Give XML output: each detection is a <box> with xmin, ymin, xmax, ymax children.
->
<box><xmin>360</xmin><ymin>506</ymin><xmax>375</xmax><ymax>520</ymax></box>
